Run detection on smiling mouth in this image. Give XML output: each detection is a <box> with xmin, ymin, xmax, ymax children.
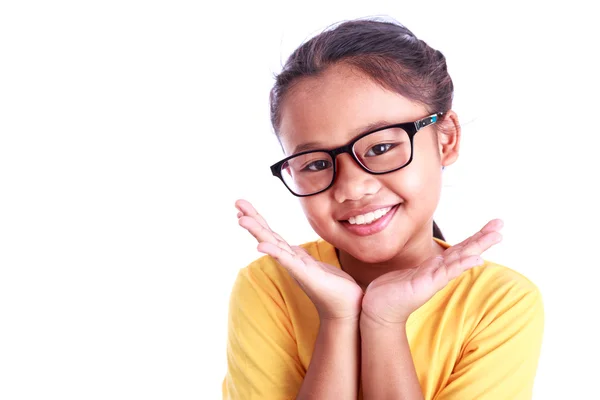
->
<box><xmin>346</xmin><ymin>206</ymin><xmax>394</xmax><ymax>225</ymax></box>
<box><xmin>338</xmin><ymin>204</ymin><xmax>401</xmax><ymax>236</ymax></box>
<box><xmin>340</xmin><ymin>203</ymin><xmax>402</xmax><ymax>224</ymax></box>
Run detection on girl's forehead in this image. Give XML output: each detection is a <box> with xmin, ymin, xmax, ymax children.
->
<box><xmin>278</xmin><ymin>65</ymin><xmax>424</xmax><ymax>154</ymax></box>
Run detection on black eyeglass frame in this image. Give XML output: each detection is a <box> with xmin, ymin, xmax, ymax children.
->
<box><xmin>270</xmin><ymin>112</ymin><xmax>445</xmax><ymax>197</ymax></box>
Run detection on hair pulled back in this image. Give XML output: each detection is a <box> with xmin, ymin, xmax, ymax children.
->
<box><xmin>269</xmin><ymin>18</ymin><xmax>454</xmax><ymax>134</ymax></box>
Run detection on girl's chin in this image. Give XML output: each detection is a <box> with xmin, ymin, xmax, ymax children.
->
<box><xmin>339</xmin><ymin>242</ymin><xmax>400</xmax><ymax>264</ymax></box>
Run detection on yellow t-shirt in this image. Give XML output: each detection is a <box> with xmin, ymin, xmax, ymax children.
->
<box><xmin>222</xmin><ymin>238</ymin><xmax>544</xmax><ymax>399</ymax></box>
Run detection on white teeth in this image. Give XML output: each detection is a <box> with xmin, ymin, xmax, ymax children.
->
<box><xmin>347</xmin><ymin>206</ymin><xmax>393</xmax><ymax>225</ymax></box>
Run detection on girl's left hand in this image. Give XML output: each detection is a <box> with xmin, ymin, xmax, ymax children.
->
<box><xmin>361</xmin><ymin>219</ymin><xmax>504</xmax><ymax>327</ymax></box>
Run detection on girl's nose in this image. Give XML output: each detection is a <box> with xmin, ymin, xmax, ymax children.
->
<box><xmin>332</xmin><ymin>154</ymin><xmax>380</xmax><ymax>203</ymax></box>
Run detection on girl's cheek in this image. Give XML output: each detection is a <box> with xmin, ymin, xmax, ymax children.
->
<box><xmin>300</xmin><ymin>198</ymin><xmax>327</xmax><ymax>220</ymax></box>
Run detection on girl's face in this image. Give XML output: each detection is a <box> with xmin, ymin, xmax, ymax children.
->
<box><xmin>278</xmin><ymin>63</ymin><xmax>460</xmax><ymax>263</ymax></box>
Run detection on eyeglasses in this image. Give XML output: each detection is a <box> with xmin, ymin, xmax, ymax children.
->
<box><xmin>270</xmin><ymin>112</ymin><xmax>444</xmax><ymax>197</ymax></box>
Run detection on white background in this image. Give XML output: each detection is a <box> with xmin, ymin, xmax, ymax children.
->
<box><xmin>1</xmin><ymin>0</ymin><xmax>598</xmax><ymax>399</ymax></box>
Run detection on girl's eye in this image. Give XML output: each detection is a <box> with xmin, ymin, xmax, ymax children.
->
<box><xmin>303</xmin><ymin>159</ymin><xmax>332</xmax><ymax>171</ymax></box>
<box><xmin>365</xmin><ymin>143</ymin><xmax>397</xmax><ymax>157</ymax></box>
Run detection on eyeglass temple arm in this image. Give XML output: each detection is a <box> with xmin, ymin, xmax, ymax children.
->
<box><xmin>414</xmin><ymin>112</ymin><xmax>445</xmax><ymax>131</ymax></box>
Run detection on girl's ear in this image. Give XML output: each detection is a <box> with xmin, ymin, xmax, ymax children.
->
<box><xmin>437</xmin><ymin>110</ymin><xmax>461</xmax><ymax>167</ymax></box>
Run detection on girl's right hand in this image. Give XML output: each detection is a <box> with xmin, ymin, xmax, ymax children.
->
<box><xmin>236</xmin><ymin>199</ymin><xmax>364</xmax><ymax>322</ymax></box>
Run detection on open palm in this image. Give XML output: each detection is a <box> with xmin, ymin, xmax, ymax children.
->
<box><xmin>236</xmin><ymin>199</ymin><xmax>364</xmax><ymax>321</ymax></box>
<box><xmin>362</xmin><ymin>219</ymin><xmax>504</xmax><ymax>326</ymax></box>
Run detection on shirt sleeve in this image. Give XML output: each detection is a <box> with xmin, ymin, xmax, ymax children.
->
<box><xmin>222</xmin><ymin>263</ymin><xmax>304</xmax><ymax>400</ymax></box>
<box><xmin>436</xmin><ymin>285</ymin><xmax>544</xmax><ymax>400</ymax></box>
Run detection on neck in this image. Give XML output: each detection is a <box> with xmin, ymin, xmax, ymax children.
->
<box><xmin>337</xmin><ymin>225</ymin><xmax>446</xmax><ymax>290</ymax></box>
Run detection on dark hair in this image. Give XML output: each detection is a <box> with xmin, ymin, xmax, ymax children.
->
<box><xmin>269</xmin><ymin>17</ymin><xmax>451</xmax><ymax>241</ymax></box>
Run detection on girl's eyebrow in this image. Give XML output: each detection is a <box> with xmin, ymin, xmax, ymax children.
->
<box><xmin>291</xmin><ymin>120</ymin><xmax>398</xmax><ymax>154</ymax></box>
<box><xmin>355</xmin><ymin>120</ymin><xmax>397</xmax><ymax>135</ymax></box>
<box><xmin>293</xmin><ymin>141</ymin><xmax>323</xmax><ymax>154</ymax></box>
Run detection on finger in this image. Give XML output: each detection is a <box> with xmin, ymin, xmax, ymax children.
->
<box><xmin>238</xmin><ymin>216</ymin><xmax>280</xmax><ymax>246</ymax></box>
<box><xmin>443</xmin><ymin>231</ymin><xmax>502</xmax><ymax>267</ymax></box>
<box><xmin>237</xmin><ymin>211</ymin><xmax>243</xmax><ymax>219</ymax></box>
<box><xmin>236</xmin><ymin>199</ymin><xmax>292</xmax><ymax>249</ymax></box>
<box><xmin>459</xmin><ymin>230</ymin><xmax>503</xmax><ymax>257</ymax></box>
<box><xmin>292</xmin><ymin>245</ymin><xmax>328</xmax><ymax>271</ymax></box>
<box><xmin>235</xmin><ymin>200</ymin><xmax>246</xmax><ymax>215</ymax></box>
<box><xmin>271</xmin><ymin>231</ymin><xmax>289</xmax><ymax>245</ymax></box>
<box><xmin>431</xmin><ymin>254</ymin><xmax>484</xmax><ymax>288</ymax></box>
<box><xmin>238</xmin><ymin>215</ymin><xmax>294</xmax><ymax>254</ymax></box>
<box><xmin>443</xmin><ymin>220</ymin><xmax>503</xmax><ymax>262</ymax></box>
<box><xmin>290</xmin><ymin>245</ymin><xmax>313</xmax><ymax>260</ymax></box>
<box><xmin>481</xmin><ymin>218</ymin><xmax>504</xmax><ymax>233</ymax></box>
<box><xmin>290</xmin><ymin>245</ymin><xmax>351</xmax><ymax>281</ymax></box>
<box><xmin>258</xmin><ymin>241</ymin><xmax>307</xmax><ymax>280</ymax></box>
<box><xmin>291</xmin><ymin>245</ymin><xmax>334</xmax><ymax>275</ymax></box>
<box><xmin>450</xmin><ymin>219</ymin><xmax>503</xmax><ymax>251</ymax></box>
<box><xmin>235</xmin><ymin>199</ymin><xmax>273</xmax><ymax>231</ymax></box>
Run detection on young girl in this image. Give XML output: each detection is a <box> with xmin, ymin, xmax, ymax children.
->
<box><xmin>223</xmin><ymin>18</ymin><xmax>543</xmax><ymax>400</ymax></box>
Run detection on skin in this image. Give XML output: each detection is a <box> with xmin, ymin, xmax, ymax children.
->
<box><xmin>235</xmin><ymin>63</ymin><xmax>503</xmax><ymax>399</ymax></box>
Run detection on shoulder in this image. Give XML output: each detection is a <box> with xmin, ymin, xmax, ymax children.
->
<box><xmin>434</xmin><ymin>238</ymin><xmax>541</xmax><ymax>304</ymax></box>
<box><xmin>461</xmin><ymin>260</ymin><xmax>542</xmax><ymax>304</ymax></box>
<box><xmin>452</xmin><ymin>260</ymin><xmax>544</xmax><ymax>334</ymax></box>
<box><xmin>432</xmin><ymin>237</ymin><xmax>543</xmax><ymax>320</ymax></box>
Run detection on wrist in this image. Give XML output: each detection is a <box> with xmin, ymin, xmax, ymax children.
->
<box><xmin>360</xmin><ymin>311</ymin><xmax>408</xmax><ymax>331</ymax></box>
<box><xmin>318</xmin><ymin>316</ymin><xmax>360</xmax><ymax>343</ymax></box>
<box><xmin>319</xmin><ymin>314</ymin><xmax>360</xmax><ymax>328</ymax></box>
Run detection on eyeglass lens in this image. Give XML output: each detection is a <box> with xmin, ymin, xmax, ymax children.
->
<box><xmin>280</xmin><ymin>126</ymin><xmax>411</xmax><ymax>196</ymax></box>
